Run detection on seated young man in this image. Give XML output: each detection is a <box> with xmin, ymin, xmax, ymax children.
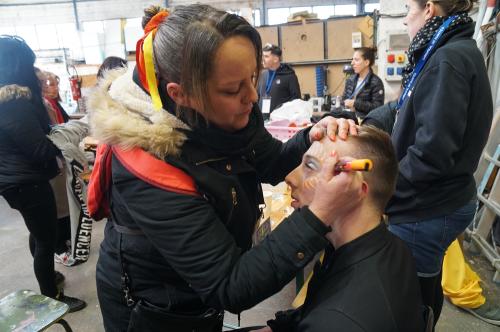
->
<box><xmin>260</xmin><ymin>126</ymin><xmax>424</xmax><ymax>332</ymax></box>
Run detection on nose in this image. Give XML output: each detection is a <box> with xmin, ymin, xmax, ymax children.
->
<box><xmin>285</xmin><ymin>166</ymin><xmax>300</xmax><ymax>191</ymax></box>
<box><xmin>243</xmin><ymin>82</ymin><xmax>259</xmax><ymax>105</ymax></box>
<box><xmin>351</xmin><ymin>59</ymin><xmax>355</xmax><ymax>66</ymax></box>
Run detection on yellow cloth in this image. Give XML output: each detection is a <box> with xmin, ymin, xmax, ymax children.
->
<box><xmin>292</xmin><ymin>252</ymin><xmax>324</xmax><ymax>308</ymax></box>
<box><xmin>442</xmin><ymin>239</ymin><xmax>485</xmax><ymax>309</ymax></box>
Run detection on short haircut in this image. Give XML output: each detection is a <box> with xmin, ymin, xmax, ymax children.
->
<box><xmin>263</xmin><ymin>43</ymin><xmax>282</xmax><ymax>57</ymax></box>
<box><xmin>347</xmin><ymin>125</ymin><xmax>398</xmax><ymax>212</ymax></box>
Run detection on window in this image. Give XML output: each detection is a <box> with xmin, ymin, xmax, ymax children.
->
<box><xmin>15</xmin><ymin>26</ymin><xmax>39</xmax><ymax>50</ymax></box>
<box><xmin>365</xmin><ymin>3</ymin><xmax>381</xmax><ymax>13</ymax></box>
<box><xmin>290</xmin><ymin>6</ymin><xmax>312</xmax><ymax>15</ymax></box>
<box><xmin>36</xmin><ymin>24</ymin><xmax>59</xmax><ymax>49</ymax></box>
<box><xmin>0</xmin><ymin>26</ymin><xmax>16</xmax><ymax>36</ymax></box>
<box><xmin>83</xmin><ymin>21</ymin><xmax>104</xmax><ymax>34</ymax></box>
<box><xmin>312</xmin><ymin>5</ymin><xmax>335</xmax><ymax>19</ymax></box>
<box><xmin>268</xmin><ymin>8</ymin><xmax>290</xmax><ymax>25</ymax></box>
<box><xmin>335</xmin><ymin>4</ymin><xmax>357</xmax><ymax>16</ymax></box>
<box><xmin>253</xmin><ymin>9</ymin><xmax>261</xmax><ymax>27</ymax></box>
<box><xmin>56</xmin><ymin>23</ymin><xmax>79</xmax><ymax>49</ymax></box>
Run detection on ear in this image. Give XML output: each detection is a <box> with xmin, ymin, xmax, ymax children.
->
<box><xmin>360</xmin><ymin>181</ymin><xmax>369</xmax><ymax>198</ymax></box>
<box><xmin>424</xmin><ymin>1</ymin><xmax>438</xmax><ymax>21</ymax></box>
<box><xmin>166</xmin><ymin>82</ymin><xmax>190</xmax><ymax>108</ymax></box>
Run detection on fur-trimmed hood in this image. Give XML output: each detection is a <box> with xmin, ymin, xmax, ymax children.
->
<box><xmin>0</xmin><ymin>84</ymin><xmax>32</xmax><ymax>104</ymax></box>
<box><xmin>87</xmin><ymin>67</ymin><xmax>189</xmax><ymax>159</ymax></box>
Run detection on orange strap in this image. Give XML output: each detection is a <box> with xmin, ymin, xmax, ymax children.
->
<box><xmin>113</xmin><ymin>146</ymin><xmax>199</xmax><ymax>196</ymax></box>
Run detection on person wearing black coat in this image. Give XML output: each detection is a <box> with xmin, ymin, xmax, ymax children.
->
<box><xmin>352</xmin><ymin>0</ymin><xmax>493</xmax><ymax>325</ymax></box>
<box><xmin>342</xmin><ymin>47</ymin><xmax>385</xmax><ymax>120</ymax></box>
<box><xmin>257</xmin><ymin>44</ymin><xmax>301</xmax><ymax>114</ymax></box>
<box><xmin>88</xmin><ymin>5</ymin><xmax>354</xmax><ymax>332</ymax></box>
<box><xmin>0</xmin><ymin>36</ymin><xmax>85</xmax><ymax>312</ymax></box>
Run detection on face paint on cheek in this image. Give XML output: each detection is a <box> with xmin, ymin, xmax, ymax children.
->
<box><xmin>303</xmin><ymin>177</ymin><xmax>318</xmax><ymax>191</ymax></box>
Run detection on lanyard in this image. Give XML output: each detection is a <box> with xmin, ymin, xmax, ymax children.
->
<box><xmin>349</xmin><ymin>75</ymin><xmax>368</xmax><ymax>99</ymax></box>
<box><xmin>265</xmin><ymin>70</ymin><xmax>277</xmax><ymax>95</ymax></box>
<box><xmin>397</xmin><ymin>15</ymin><xmax>457</xmax><ymax>110</ymax></box>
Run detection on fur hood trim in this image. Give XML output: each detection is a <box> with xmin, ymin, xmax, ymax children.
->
<box><xmin>0</xmin><ymin>85</ymin><xmax>32</xmax><ymax>104</ymax></box>
<box><xmin>87</xmin><ymin>67</ymin><xmax>189</xmax><ymax>159</ymax></box>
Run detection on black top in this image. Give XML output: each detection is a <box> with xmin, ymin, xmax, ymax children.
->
<box><xmin>268</xmin><ymin>223</ymin><xmax>424</xmax><ymax>332</ymax></box>
<box><xmin>96</xmin><ymin>109</ymin><xmax>331</xmax><ymax>317</ymax></box>
<box><xmin>0</xmin><ymin>85</ymin><xmax>60</xmax><ymax>193</ymax></box>
<box><xmin>341</xmin><ymin>70</ymin><xmax>385</xmax><ymax>119</ymax></box>
<box><xmin>257</xmin><ymin>63</ymin><xmax>301</xmax><ymax>113</ymax></box>
<box><xmin>387</xmin><ymin>22</ymin><xmax>492</xmax><ymax>224</ymax></box>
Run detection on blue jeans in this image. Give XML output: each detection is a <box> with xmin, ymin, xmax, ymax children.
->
<box><xmin>389</xmin><ymin>200</ymin><xmax>477</xmax><ymax>277</ymax></box>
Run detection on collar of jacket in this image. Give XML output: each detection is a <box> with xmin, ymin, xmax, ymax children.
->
<box><xmin>321</xmin><ymin>222</ymin><xmax>389</xmax><ymax>275</ymax></box>
<box><xmin>412</xmin><ymin>21</ymin><xmax>474</xmax><ymax>65</ymax></box>
<box><xmin>0</xmin><ymin>84</ymin><xmax>32</xmax><ymax>104</ymax></box>
<box><xmin>352</xmin><ymin>68</ymin><xmax>373</xmax><ymax>85</ymax></box>
<box><xmin>87</xmin><ymin>67</ymin><xmax>190</xmax><ymax>160</ymax></box>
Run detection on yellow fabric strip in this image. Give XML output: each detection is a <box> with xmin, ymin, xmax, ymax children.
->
<box><xmin>292</xmin><ymin>251</ymin><xmax>324</xmax><ymax>308</ymax></box>
<box><xmin>442</xmin><ymin>239</ymin><xmax>485</xmax><ymax>309</ymax></box>
<box><xmin>144</xmin><ymin>31</ymin><xmax>163</xmax><ymax>111</ymax></box>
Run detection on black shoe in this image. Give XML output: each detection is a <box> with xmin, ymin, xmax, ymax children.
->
<box><xmin>55</xmin><ymin>271</ymin><xmax>65</xmax><ymax>286</ymax></box>
<box><xmin>56</xmin><ymin>291</ymin><xmax>87</xmax><ymax>313</ymax></box>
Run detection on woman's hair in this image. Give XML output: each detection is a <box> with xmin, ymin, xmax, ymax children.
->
<box><xmin>143</xmin><ymin>4</ymin><xmax>262</xmax><ymax>124</ymax></box>
<box><xmin>354</xmin><ymin>47</ymin><xmax>376</xmax><ymax>67</ymax></box>
<box><xmin>0</xmin><ymin>35</ymin><xmax>41</xmax><ymax>98</ymax></box>
<box><xmin>97</xmin><ymin>56</ymin><xmax>128</xmax><ymax>79</ymax></box>
<box><xmin>414</xmin><ymin>0</ymin><xmax>477</xmax><ymax>14</ymax></box>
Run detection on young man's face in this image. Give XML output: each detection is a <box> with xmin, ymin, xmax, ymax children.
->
<box><xmin>262</xmin><ymin>51</ymin><xmax>279</xmax><ymax>69</ymax></box>
<box><xmin>285</xmin><ymin>138</ymin><xmax>355</xmax><ymax>209</ymax></box>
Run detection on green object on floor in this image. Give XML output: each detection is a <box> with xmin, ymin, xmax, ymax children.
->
<box><xmin>0</xmin><ymin>289</ymin><xmax>71</xmax><ymax>331</ymax></box>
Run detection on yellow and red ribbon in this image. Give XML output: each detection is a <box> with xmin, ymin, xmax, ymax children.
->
<box><xmin>136</xmin><ymin>10</ymin><xmax>169</xmax><ymax>111</ymax></box>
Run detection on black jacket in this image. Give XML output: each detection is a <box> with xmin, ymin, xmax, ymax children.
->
<box><xmin>96</xmin><ymin>108</ymin><xmax>330</xmax><ymax>318</ymax></box>
<box><xmin>0</xmin><ymin>85</ymin><xmax>60</xmax><ymax>193</ymax></box>
<box><xmin>268</xmin><ymin>223</ymin><xmax>424</xmax><ymax>332</ymax></box>
<box><xmin>258</xmin><ymin>63</ymin><xmax>301</xmax><ymax>112</ymax></box>
<box><xmin>387</xmin><ymin>22</ymin><xmax>492</xmax><ymax>224</ymax></box>
<box><xmin>342</xmin><ymin>70</ymin><xmax>385</xmax><ymax>118</ymax></box>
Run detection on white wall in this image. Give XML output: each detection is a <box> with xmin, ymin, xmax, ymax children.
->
<box><xmin>377</xmin><ymin>0</ymin><xmax>407</xmax><ymax>101</ymax></box>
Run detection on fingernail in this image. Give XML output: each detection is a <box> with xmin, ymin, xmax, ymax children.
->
<box><xmin>330</xmin><ymin>151</ymin><xmax>337</xmax><ymax>157</ymax></box>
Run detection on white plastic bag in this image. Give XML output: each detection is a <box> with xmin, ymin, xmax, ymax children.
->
<box><xmin>269</xmin><ymin>99</ymin><xmax>312</xmax><ymax>126</ymax></box>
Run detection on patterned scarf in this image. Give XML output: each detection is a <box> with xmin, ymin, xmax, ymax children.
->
<box><xmin>402</xmin><ymin>12</ymin><xmax>472</xmax><ymax>88</ymax></box>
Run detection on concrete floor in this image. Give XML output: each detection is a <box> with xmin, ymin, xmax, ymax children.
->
<box><xmin>0</xmin><ymin>196</ymin><xmax>499</xmax><ymax>332</ymax></box>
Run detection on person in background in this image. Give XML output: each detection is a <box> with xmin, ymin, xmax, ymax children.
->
<box><xmin>257</xmin><ymin>44</ymin><xmax>301</xmax><ymax>115</ymax></box>
<box><xmin>88</xmin><ymin>4</ymin><xmax>355</xmax><ymax>331</ymax></box>
<box><xmin>361</xmin><ymin>0</ymin><xmax>492</xmax><ymax>325</ymax></box>
<box><xmin>34</xmin><ymin>69</ymin><xmax>73</xmax><ymax>259</ymax></box>
<box><xmin>38</xmin><ymin>70</ymin><xmax>70</xmax><ymax>124</ymax></box>
<box><xmin>341</xmin><ymin>47</ymin><xmax>384</xmax><ymax>120</ymax></box>
<box><xmin>0</xmin><ymin>35</ymin><xmax>86</xmax><ymax>312</ymax></box>
<box><xmin>97</xmin><ymin>56</ymin><xmax>128</xmax><ymax>80</ymax></box>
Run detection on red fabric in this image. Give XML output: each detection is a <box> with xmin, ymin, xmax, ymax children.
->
<box><xmin>87</xmin><ymin>144</ymin><xmax>112</xmax><ymax>220</ymax></box>
<box><xmin>87</xmin><ymin>144</ymin><xmax>198</xmax><ymax>220</ymax></box>
<box><xmin>46</xmin><ymin>98</ymin><xmax>65</xmax><ymax>124</ymax></box>
<box><xmin>135</xmin><ymin>10</ymin><xmax>169</xmax><ymax>94</ymax></box>
<box><xmin>113</xmin><ymin>146</ymin><xmax>199</xmax><ymax>196</ymax></box>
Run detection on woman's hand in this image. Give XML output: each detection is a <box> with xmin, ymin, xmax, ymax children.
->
<box><xmin>344</xmin><ymin>99</ymin><xmax>355</xmax><ymax>109</ymax></box>
<box><xmin>309</xmin><ymin>116</ymin><xmax>358</xmax><ymax>142</ymax></box>
<box><xmin>308</xmin><ymin>151</ymin><xmax>365</xmax><ymax>227</ymax></box>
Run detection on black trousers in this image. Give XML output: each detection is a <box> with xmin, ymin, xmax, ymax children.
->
<box><xmin>3</xmin><ymin>182</ymin><xmax>58</xmax><ymax>297</ymax></box>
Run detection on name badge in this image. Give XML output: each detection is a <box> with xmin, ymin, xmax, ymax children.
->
<box><xmin>262</xmin><ymin>98</ymin><xmax>271</xmax><ymax>114</ymax></box>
